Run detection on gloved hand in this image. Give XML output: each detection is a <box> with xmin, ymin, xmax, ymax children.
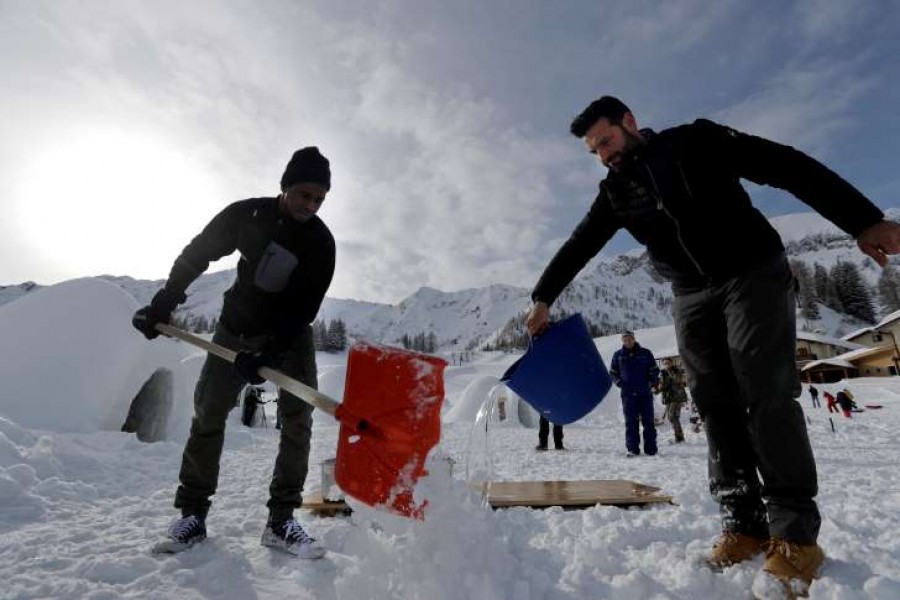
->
<box><xmin>131</xmin><ymin>288</ymin><xmax>185</xmax><ymax>340</ymax></box>
<box><xmin>233</xmin><ymin>351</ymin><xmax>270</xmax><ymax>385</ymax></box>
<box><xmin>132</xmin><ymin>305</ymin><xmax>168</xmax><ymax>340</ymax></box>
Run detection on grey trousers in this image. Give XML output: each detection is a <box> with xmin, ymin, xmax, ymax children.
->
<box><xmin>673</xmin><ymin>254</ymin><xmax>821</xmax><ymax>544</ymax></box>
<box><xmin>174</xmin><ymin>323</ymin><xmax>317</xmax><ymax>519</ymax></box>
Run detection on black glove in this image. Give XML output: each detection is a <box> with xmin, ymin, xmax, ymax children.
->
<box><xmin>131</xmin><ymin>288</ymin><xmax>185</xmax><ymax>340</ymax></box>
<box><xmin>233</xmin><ymin>351</ymin><xmax>270</xmax><ymax>385</ymax></box>
<box><xmin>132</xmin><ymin>305</ymin><xmax>167</xmax><ymax>339</ymax></box>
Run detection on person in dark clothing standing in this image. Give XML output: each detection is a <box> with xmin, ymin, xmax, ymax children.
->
<box><xmin>524</xmin><ymin>96</ymin><xmax>900</xmax><ymax>592</ymax></box>
<box><xmin>240</xmin><ymin>386</ymin><xmax>265</xmax><ymax>427</ymax></box>
<box><xmin>536</xmin><ymin>415</ymin><xmax>564</xmax><ymax>451</ymax></box>
<box><xmin>609</xmin><ymin>331</ymin><xmax>660</xmax><ymax>456</ymax></box>
<box><xmin>133</xmin><ymin>146</ymin><xmax>336</xmax><ymax>559</ymax></box>
<box><xmin>808</xmin><ymin>385</ymin><xmax>820</xmax><ymax>409</ymax></box>
<box><xmin>659</xmin><ymin>357</ymin><xmax>688</xmax><ymax>443</ymax></box>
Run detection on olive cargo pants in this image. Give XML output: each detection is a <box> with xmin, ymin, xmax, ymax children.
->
<box><xmin>174</xmin><ymin>323</ymin><xmax>317</xmax><ymax>519</ymax></box>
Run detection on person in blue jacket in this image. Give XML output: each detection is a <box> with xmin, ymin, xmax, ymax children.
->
<box><xmin>609</xmin><ymin>330</ymin><xmax>660</xmax><ymax>456</ymax></box>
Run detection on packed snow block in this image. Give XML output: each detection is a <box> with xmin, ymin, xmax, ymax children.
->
<box><xmin>0</xmin><ymin>278</ymin><xmax>199</xmax><ymax>438</ymax></box>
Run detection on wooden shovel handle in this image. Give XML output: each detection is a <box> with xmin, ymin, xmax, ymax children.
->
<box><xmin>155</xmin><ymin>323</ymin><xmax>339</xmax><ymax>418</ymax></box>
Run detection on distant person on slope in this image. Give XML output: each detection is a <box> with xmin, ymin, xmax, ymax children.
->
<box><xmin>836</xmin><ymin>389</ymin><xmax>858</xmax><ymax>418</ymax></box>
<box><xmin>609</xmin><ymin>331</ymin><xmax>660</xmax><ymax>456</ymax></box>
<box><xmin>132</xmin><ymin>147</ymin><xmax>335</xmax><ymax>559</ymax></box>
<box><xmin>241</xmin><ymin>385</ymin><xmax>265</xmax><ymax>428</ymax></box>
<box><xmin>658</xmin><ymin>357</ymin><xmax>688</xmax><ymax>443</ymax></box>
<box><xmin>524</xmin><ymin>95</ymin><xmax>900</xmax><ymax>593</ymax></box>
<box><xmin>808</xmin><ymin>384</ymin><xmax>820</xmax><ymax>409</ymax></box>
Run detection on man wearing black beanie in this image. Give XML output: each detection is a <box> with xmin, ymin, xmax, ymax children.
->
<box><xmin>133</xmin><ymin>146</ymin><xmax>335</xmax><ymax>559</ymax></box>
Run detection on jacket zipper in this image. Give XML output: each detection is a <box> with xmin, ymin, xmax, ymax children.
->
<box><xmin>676</xmin><ymin>161</ymin><xmax>695</xmax><ymax>199</ymax></box>
<box><xmin>643</xmin><ymin>163</ymin><xmax>708</xmax><ymax>278</ymax></box>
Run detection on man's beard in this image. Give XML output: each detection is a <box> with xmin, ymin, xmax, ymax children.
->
<box><xmin>606</xmin><ymin>129</ymin><xmax>645</xmax><ymax>171</ymax></box>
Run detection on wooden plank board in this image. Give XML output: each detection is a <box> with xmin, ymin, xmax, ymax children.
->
<box><xmin>302</xmin><ymin>492</ymin><xmax>352</xmax><ymax>516</ymax></box>
<box><xmin>485</xmin><ymin>479</ymin><xmax>672</xmax><ymax>508</ymax></box>
<box><xmin>302</xmin><ymin>480</ymin><xmax>672</xmax><ymax>515</ymax></box>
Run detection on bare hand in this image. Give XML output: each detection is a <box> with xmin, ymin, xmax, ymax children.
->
<box><xmin>525</xmin><ymin>302</ymin><xmax>550</xmax><ymax>337</ymax></box>
<box><xmin>857</xmin><ymin>220</ymin><xmax>900</xmax><ymax>267</ymax></box>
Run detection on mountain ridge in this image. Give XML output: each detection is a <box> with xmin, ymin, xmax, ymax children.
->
<box><xmin>3</xmin><ymin>209</ymin><xmax>898</xmax><ymax>348</ymax></box>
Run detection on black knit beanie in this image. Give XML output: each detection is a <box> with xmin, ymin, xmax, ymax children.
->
<box><xmin>280</xmin><ymin>146</ymin><xmax>331</xmax><ymax>190</ymax></box>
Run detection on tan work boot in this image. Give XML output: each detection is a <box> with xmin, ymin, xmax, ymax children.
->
<box><xmin>761</xmin><ymin>538</ymin><xmax>825</xmax><ymax>595</ymax></box>
<box><xmin>706</xmin><ymin>531</ymin><xmax>767</xmax><ymax>569</ymax></box>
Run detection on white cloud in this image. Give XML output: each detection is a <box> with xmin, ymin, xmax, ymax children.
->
<box><xmin>711</xmin><ymin>56</ymin><xmax>876</xmax><ymax>154</ymax></box>
<box><xmin>1</xmin><ymin>0</ymin><xmax>896</xmax><ymax>304</ymax></box>
<box><xmin>797</xmin><ymin>0</ymin><xmax>873</xmax><ymax>42</ymax></box>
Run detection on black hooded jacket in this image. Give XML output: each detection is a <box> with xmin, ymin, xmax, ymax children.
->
<box><xmin>160</xmin><ymin>197</ymin><xmax>335</xmax><ymax>358</ymax></box>
<box><xmin>533</xmin><ymin>119</ymin><xmax>883</xmax><ymax>301</ymax></box>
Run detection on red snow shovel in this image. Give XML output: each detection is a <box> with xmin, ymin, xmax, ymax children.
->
<box><xmin>155</xmin><ymin>323</ymin><xmax>447</xmax><ymax>518</ymax></box>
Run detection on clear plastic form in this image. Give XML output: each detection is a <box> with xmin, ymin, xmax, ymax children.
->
<box><xmin>464</xmin><ymin>384</ymin><xmax>507</xmax><ymax>505</ymax></box>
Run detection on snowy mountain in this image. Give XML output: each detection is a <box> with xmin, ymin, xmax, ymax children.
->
<box><xmin>2</xmin><ymin>208</ymin><xmax>898</xmax><ymax>348</ymax></box>
<box><xmin>0</xmin><ymin>281</ymin><xmax>40</xmax><ymax>306</ymax></box>
<box><xmin>773</xmin><ymin>208</ymin><xmax>900</xmax><ymax>283</ymax></box>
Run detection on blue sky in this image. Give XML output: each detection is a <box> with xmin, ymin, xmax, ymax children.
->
<box><xmin>2</xmin><ymin>0</ymin><xmax>898</xmax><ymax>303</ymax></box>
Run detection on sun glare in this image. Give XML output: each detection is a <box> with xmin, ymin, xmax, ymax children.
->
<box><xmin>13</xmin><ymin>129</ymin><xmax>226</xmax><ymax>281</ymax></box>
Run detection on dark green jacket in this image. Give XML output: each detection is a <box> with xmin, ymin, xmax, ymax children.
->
<box><xmin>163</xmin><ymin>197</ymin><xmax>335</xmax><ymax>358</ymax></box>
<box><xmin>660</xmin><ymin>367</ymin><xmax>688</xmax><ymax>405</ymax></box>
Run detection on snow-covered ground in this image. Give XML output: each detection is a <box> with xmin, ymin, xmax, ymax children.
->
<box><xmin>3</xmin><ymin>365</ymin><xmax>900</xmax><ymax>598</ymax></box>
<box><xmin>2</xmin><ymin>278</ymin><xmax>899</xmax><ymax>599</ymax></box>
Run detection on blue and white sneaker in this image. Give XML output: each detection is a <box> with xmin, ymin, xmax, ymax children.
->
<box><xmin>261</xmin><ymin>517</ymin><xmax>326</xmax><ymax>559</ymax></box>
<box><xmin>153</xmin><ymin>515</ymin><xmax>207</xmax><ymax>554</ymax></box>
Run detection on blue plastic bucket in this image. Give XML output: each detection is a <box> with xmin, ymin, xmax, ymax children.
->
<box><xmin>501</xmin><ymin>313</ymin><xmax>611</xmax><ymax>425</ymax></box>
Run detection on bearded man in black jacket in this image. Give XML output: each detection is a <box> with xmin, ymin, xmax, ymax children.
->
<box><xmin>525</xmin><ymin>96</ymin><xmax>900</xmax><ymax>592</ymax></box>
<box><xmin>133</xmin><ymin>147</ymin><xmax>335</xmax><ymax>559</ymax></box>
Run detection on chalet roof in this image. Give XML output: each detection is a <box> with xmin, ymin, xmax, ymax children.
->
<box><xmin>841</xmin><ymin>309</ymin><xmax>900</xmax><ymax>341</ymax></box>
<box><xmin>801</xmin><ymin>358</ymin><xmax>856</xmax><ymax>371</ymax></box>
<box><xmin>796</xmin><ymin>330</ymin><xmax>864</xmax><ymax>350</ymax></box>
<box><xmin>801</xmin><ymin>345</ymin><xmax>894</xmax><ymax>372</ymax></box>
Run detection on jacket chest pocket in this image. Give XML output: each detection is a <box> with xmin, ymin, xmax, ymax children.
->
<box><xmin>254</xmin><ymin>241</ymin><xmax>299</xmax><ymax>293</ymax></box>
<box><xmin>611</xmin><ymin>181</ymin><xmax>657</xmax><ymax>215</ymax></box>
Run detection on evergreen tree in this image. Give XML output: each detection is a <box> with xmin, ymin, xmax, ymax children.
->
<box><xmin>312</xmin><ymin>320</ymin><xmax>328</xmax><ymax>351</ymax></box>
<box><xmin>482</xmin><ymin>313</ymin><xmax>530</xmax><ymax>352</ymax></box>
<box><xmin>335</xmin><ymin>319</ymin><xmax>347</xmax><ymax>351</ymax></box>
<box><xmin>832</xmin><ymin>261</ymin><xmax>876</xmax><ymax>324</ymax></box>
<box><xmin>325</xmin><ymin>319</ymin><xmax>347</xmax><ymax>352</ymax></box>
<box><xmin>790</xmin><ymin>260</ymin><xmax>819</xmax><ymax>319</ymax></box>
<box><xmin>878</xmin><ymin>264</ymin><xmax>900</xmax><ymax>314</ymax></box>
<box><xmin>813</xmin><ymin>263</ymin><xmax>841</xmax><ymax>312</ymax></box>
